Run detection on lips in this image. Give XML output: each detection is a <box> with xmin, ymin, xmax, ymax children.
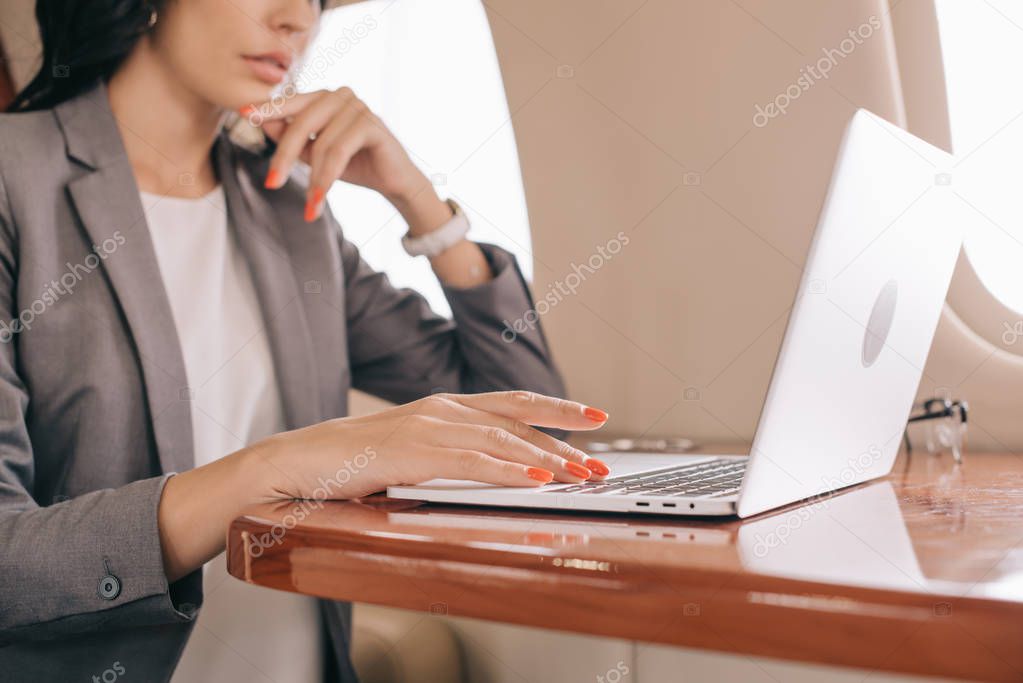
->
<box><xmin>242</xmin><ymin>51</ymin><xmax>292</xmax><ymax>84</ymax></box>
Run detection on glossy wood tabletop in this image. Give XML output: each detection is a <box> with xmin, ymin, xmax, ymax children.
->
<box><xmin>227</xmin><ymin>449</ymin><xmax>1023</xmax><ymax>682</ymax></box>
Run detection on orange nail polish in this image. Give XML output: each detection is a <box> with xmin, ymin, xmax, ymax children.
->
<box><xmin>238</xmin><ymin>104</ymin><xmax>256</xmax><ymax>117</ymax></box>
<box><xmin>583</xmin><ymin>406</ymin><xmax>608</xmax><ymax>423</ymax></box>
<box><xmin>585</xmin><ymin>458</ymin><xmax>610</xmax><ymax>477</ymax></box>
<box><xmin>526</xmin><ymin>467</ymin><xmax>554</xmax><ymax>483</ymax></box>
<box><xmin>264</xmin><ymin>168</ymin><xmax>282</xmax><ymax>189</ymax></box>
<box><xmin>304</xmin><ymin>186</ymin><xmax>325</xmax><ymax>222</ymax></box>
<box><xmin>566</xmin><ymin>462</ymin><xmax>592</xmax><ymax>479</ymax></box>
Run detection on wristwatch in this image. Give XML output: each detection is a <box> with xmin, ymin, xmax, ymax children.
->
<box><xmin>401</xmin><ymin>198</ymin><xmax>470</xmax><ymax>257</ymax></box>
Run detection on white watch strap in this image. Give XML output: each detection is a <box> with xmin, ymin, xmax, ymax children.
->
<box><xmin>401</xmin><ymin>199</ymin><xmax>470</xmax><ymax>257</ymax></box>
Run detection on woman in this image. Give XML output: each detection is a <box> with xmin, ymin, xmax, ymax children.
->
<box><xmin>0</xmin><ymin>1</ymin><xmax>610</xmax><ymax>681</ymax></box>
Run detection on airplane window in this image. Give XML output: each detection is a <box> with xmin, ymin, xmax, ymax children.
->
<box><xmin>934</xmin><ymin>0</ymin><xmax>1023</xmax><ymax>315</ymax></box>
<box><xmin>294</xmin><ymin>0</ymin><xmax>534</xmax><ymax>317</ymax></box>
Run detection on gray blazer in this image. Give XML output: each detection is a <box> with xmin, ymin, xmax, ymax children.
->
<box><xmin>0</xmin><ymin>81</ymin><xmax>564</xmax><ymax>682</ymax></box>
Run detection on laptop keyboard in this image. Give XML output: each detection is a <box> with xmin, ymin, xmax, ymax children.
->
<box><xmin>545</xmin><ymin>458</ymin><xmax>746</xmax><ymax>498</ymax></box>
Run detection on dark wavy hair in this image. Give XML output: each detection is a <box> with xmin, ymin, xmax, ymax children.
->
<box><xmin>7</xmin><ymin>0</ymin><xmax>165</xmax><ymax>112</ymax></box>
<box><xmin>7</xmin><ymin>0</ymin><xmax>327</xmax><ymax>113</ymax></box>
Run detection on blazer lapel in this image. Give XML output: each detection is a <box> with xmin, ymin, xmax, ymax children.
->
<box><xmin>212</xmin><ymin>133</ymin><xmax>324</xmax><ymax>429</ymax></box>
<box><xmin>55</xmin><ymin>82</ymin><xmax>195</xmax><ymax>475</ymax></box>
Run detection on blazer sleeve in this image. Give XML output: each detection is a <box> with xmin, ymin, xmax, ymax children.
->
<box><xmin>0</xmin><ymin>174</ymin><xmax>201</xmax><ymax>645</ymax></box>
<box><xmin>334</xmin><ymin>210</ymin><xmax>567</xmax><ymax>407</ymax></box>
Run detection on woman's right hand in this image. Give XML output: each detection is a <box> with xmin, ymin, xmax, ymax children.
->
<box><xmin>159</xmin><ymin>390</ymin><xmax>609</xmax><ymax>582</ymax></box>
<box><xmin>251</xmin><ymin>391</ymin><xmax>611</xmax><ymax>502</ymax></box>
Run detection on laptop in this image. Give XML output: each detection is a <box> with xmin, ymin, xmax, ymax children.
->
<box><xmin>388</xmin><ymin>109</ymin><xmax>965</xmax><ymax>518</ymax></box>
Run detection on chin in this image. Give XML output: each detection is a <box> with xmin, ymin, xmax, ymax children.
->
<box><xmin>217</xmin><ymin>82</ymin><xmax>276</xmax><ymax>111</ymax></box>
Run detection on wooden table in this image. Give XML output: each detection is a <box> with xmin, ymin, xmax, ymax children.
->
<box><xmin>227</xmin><ymin>450</ymin><xmax>1023</xmax><ymax>681</ymax></box>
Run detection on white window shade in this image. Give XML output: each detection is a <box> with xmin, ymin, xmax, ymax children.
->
<box><xmin>934</xmin><ymin>0</ymin><xmax>1023</xmax><ymax>315</ymax></box>
<box><xmin>294</xmin><ymin>0</ymin><xmax>534</xmax><ymax>317</ymax></box>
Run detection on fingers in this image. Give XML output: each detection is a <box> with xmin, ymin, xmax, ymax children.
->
<box><xmin>425</xmin><ymin>449</ymin><xmax>555</xmax><ymax>488</ymax></box>
<box><xmin>425</xmin><ymin>398</ymin><xmax>609</xmax><ymax>480</ymax></box>
<box><xmin>303</xmin><ymin>105</ymin><xmax>370</xmax><ymax>219</ymax></box>
<box><xmin>262</xmin><ymin>90</ymin><xmax>350</xmax><ymax>191</ymax></box>
<box><xmin>425</xmin><ymin>420</ymin><xmax>591</xmax><ymax>484</ymax></box>
<box><xmin>251</xmin><ymin>88</ymin><xmax>381</xmax><ymax>222</ymax></box>
<box><xmin>444</xmin><ymin>391</ymin><xmax>609</xmax><ymax>432</ymax></box>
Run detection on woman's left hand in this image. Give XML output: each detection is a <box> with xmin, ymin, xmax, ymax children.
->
<box><xmin>241</xmin><ymin>88</ymin><xmax>431</xmax><ymax>222</ymax></box>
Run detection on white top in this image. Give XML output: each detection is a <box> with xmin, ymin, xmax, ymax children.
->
<box><xmin>139</xmin><ymin>185</ymin><xmax>324</xmax><ymax>683</ymax></box>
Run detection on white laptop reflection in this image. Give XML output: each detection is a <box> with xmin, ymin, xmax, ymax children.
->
<box><xmin>737</xmin><ymin>481</ymin><xmax>926</xmax><ymax>592</ymax></box>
